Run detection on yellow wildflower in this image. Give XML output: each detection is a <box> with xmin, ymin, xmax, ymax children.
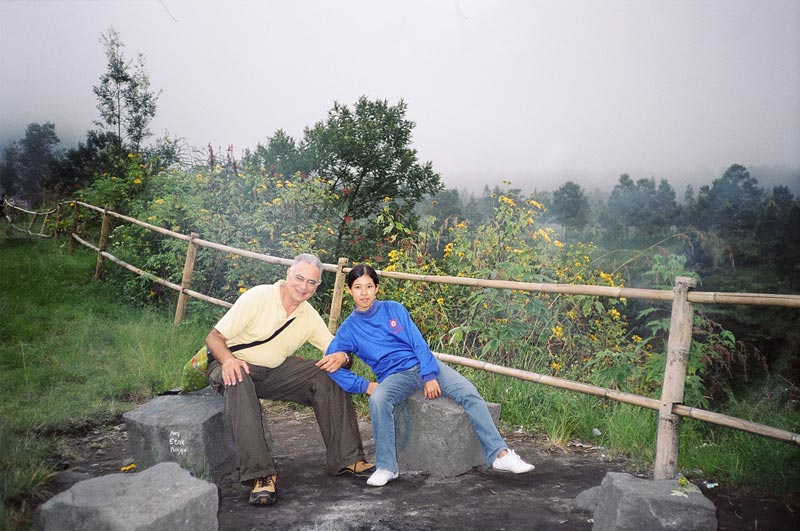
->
<box><xmin>499</xmin><ymin>195</ymin><xmax>516</xmax><ymax>207</ymax></box>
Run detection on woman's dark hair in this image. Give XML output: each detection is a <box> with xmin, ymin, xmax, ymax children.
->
<box><xmin>346</xmin><ymin>264</ymin><xmax>379</xmax><ymax>288</ymax></box>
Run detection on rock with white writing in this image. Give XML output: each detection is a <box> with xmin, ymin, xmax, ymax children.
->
<box><xmin>123</xmin><ymin>388</ymin><xmax>272</xmax><ymax>482</ymax></box>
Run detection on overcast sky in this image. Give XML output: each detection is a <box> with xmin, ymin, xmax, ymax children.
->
<box><xmin>1</xmin><ymin>0</ymin><xmax>798</xmax><ymax>193</ymax></box>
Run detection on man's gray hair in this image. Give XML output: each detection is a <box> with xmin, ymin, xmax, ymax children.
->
<box><xmin>290</xmin><ymin>253</ymin><xmax>323</xmax><ymax>275</ymax></box>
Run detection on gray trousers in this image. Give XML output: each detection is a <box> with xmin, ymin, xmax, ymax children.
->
<box><xmin>208</xmin><ymin>356</ymin><xmax>366</xmax><ymax>483</ymax></box>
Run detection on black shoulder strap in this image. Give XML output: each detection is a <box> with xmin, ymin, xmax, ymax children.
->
<box><xmin>229</xmin><ymin>317</ymin><xmax>296</xmax><ymax>353</ymax></box>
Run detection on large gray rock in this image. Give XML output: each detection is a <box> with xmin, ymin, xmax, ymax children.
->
<box><xmin>394</xmin><ymin>390</ymin><xmax>501</xmax><ymax>477</ymax></box>
<box><xmin>589</xmin><ymin>472</ymin><xmax>717</xmax><ymax>531</ymax></box>
<box><xmin>123</xmin><ymin>387</ymin><xmax>272</xmax><ymax>482</ymax></box>
<box><xmin>34</xmin><ymin>462</ymin><xmax>217</xmax><ymax>531</ymax></box>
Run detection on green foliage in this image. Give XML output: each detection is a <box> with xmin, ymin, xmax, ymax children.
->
<box><xmin>94</xmin><ymin>162</ymin><xmax>344</xmax><ymax>306</ymax></box>
<box><xmin>76</xmin><ymin>97</ymin><xmax>444</xmax><ymax>310</ymax></box>
<box><xmin>379</xmin><ymin>189</ymin><xmax>632</xmax><ymax>385</ymax></box>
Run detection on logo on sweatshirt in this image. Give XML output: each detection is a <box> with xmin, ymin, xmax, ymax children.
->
<box><xmin>389</xmin><ymin>318</ymin><xmax>403</xmax><ymax>335</ymax></box>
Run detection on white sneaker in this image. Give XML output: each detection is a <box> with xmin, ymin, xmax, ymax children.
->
<box><xmin>492</xmin><ymin>449</ymin><xmax>535</xmax><ymax>473</ymax></box>
<box><xmin>367</xmin><ymin>468</ymin><xmax>399</xmax><ymax>487</ymax></box>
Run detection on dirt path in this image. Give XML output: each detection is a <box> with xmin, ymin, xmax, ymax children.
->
<box><xmin>49</xmin><ymin>407</ymin><xmax>798</xmax><ymax>530</ymax></box>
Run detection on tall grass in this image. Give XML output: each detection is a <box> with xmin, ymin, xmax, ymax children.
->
<box><xmin>467</xmin><ymin>368</ymin><xmax>799</xmax><ymax>492</ymax></box>
<box><xmin>0</xmin><ymin>236</ymin><xmax>211</xmax><ymax>530</ymax></box>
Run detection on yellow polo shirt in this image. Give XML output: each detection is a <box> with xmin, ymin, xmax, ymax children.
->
<box><xmin>214</xmin><ymin>280</ymin><xmax>333</xmax><ymax>368</ymax></box>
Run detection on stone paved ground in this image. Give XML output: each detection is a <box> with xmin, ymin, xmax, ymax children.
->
<box><xmin>48</xmin><ymin>405</ymin><xmax>799</xmax><ymax>531</ymax></box>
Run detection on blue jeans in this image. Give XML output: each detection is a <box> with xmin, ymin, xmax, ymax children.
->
<box><xmin>369</xmin><ymin>361</ymin><xmax>507</xmax><ymax>473</ymax></box>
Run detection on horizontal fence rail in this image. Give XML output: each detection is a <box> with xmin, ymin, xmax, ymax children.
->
<box><xmin>433</xmin><ymin>352</ymin><xmax>800</xmax><ymax>446</ymax></box>
<box><xmin>66</xmin><ymin>201</ymin><xmax>800</xmax><ymax>481</ymax></box>
<box><xmin>1</xmin><ymin>198</ymin><xmax>60</xmax><ymax>238</ymax></box>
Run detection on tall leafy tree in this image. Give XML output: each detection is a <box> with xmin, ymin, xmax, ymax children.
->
<box><xmin>18</xmin><ymin>122</ymin><xmax>60</xmax><ymax>204</ymax></box>
<box><xmin>302</xmin><ymin>97</ymin><xmax>443</xmax><ymax>256</ymax></box>
<box><xmin>652</xmin><ymin>178</ymin><xmax>679</xmax><ymax>233</ymax></box>
<box><xmin>706</xmin><ymin>164</ymin><xmax>762</xmax><ymax>238</ymax></box>
<box><xmin>755</xmin><ymin>185</ymin><xmax>800</xmax><ymax>271</ymax></box>
<box><xmin>93</xmin><ymin>27</ymin><xmax>159</xmax><ymax>155</ymax></box>
<box><xmin>551</xmin><ymin>180</ymin><xmax>591</xmax><ymax>240</ymax></box>
<box><xmin>242</xmin><ymin>129</ymin><xmax>310</xmax><ymax>178</ymax></box>
<box><xmin>602</xmin><ymin>173</ymin><xmax>635</xmax><ymax>243</ymax></box>
<box><xmin>0</xmin><ymin>143</ymin><xmax>21</xmax><ymax>197</ymax></box>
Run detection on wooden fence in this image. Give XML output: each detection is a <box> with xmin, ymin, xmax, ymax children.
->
<box><xmin>66</xmin><ymin>200</ymin><xmax>800</xmax><ymax>480</ymax></box>
<box><xmin>1</xmin><ymin>197</ymin><xmax>60</xmax><ymax>238</ymax></box>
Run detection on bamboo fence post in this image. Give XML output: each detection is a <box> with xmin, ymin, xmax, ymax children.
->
<box><xmin>54</xmin><ymin>204</ymin><xmax>63</xmax><ymax>236</ymax></box>
<box><xmin>174</xmin><ymin>232</ymin><xmax>200</xmax><ymax>325</ymax></box>
<box><xmin>327</xmin><ymin>257</ymin><xmax>349</xmax><ymax>333</ymax></box>
<box><xmin>654</xmin><ymin>275</ymin><xmax>697</xmax><ymax>480</ymax></box>
<box><xmin>93</xmin><ymin>210</ymin><xmax>111</xmax><ymax>280</ymax></box>
<box><xmin>27</xmin><ymin>212</ymin><xmax>38</xmax><ymax>232</ymax></box>
<box><xmin>41</xmin><ymin>211</ymin><xmax>50</xmax><ymax>235</ymax></box>
<box><xmin>68</xmin><ymin>203</ymin><xmax>79</xmax><ymax>252</ymax></box>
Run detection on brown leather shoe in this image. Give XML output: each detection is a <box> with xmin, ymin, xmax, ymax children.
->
<box><xmin>249</xmin><ymin>475</ymin><xmax>277</xmax><ymax>505</ymax></box>
<box><xmin>336</xmin><ymin>460</ymin><xmax>376</xmax><ymax>478</ymax></box>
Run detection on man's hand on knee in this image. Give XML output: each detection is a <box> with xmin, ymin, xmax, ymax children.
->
<box><xmin>221</xmin><ymin>358</ymin><xmax>250</xmax><ymax>386</ymax></box>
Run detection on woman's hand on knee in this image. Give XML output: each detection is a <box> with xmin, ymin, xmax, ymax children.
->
<box><xmin>423</xmin><ymin>379</ymin><xmax>441</xmax><ymax>399</ymax></box>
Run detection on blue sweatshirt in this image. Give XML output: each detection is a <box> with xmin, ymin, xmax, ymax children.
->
<box><xmin>325</xmin><ymin>300</ymin><xmax>440</xmax><ymax>394</ymax></box>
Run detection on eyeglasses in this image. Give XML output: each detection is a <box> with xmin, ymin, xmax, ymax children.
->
<box><xmin>294</xmin><ymin>274</ymin><xmax>320</xmax><ymax>287</ymax></box>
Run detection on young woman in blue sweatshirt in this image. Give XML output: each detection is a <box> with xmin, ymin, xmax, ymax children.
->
<box><xmin>319</xmin><ymin>264</ymin><xmax>535</xmax><ymax>487</ymax></box>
